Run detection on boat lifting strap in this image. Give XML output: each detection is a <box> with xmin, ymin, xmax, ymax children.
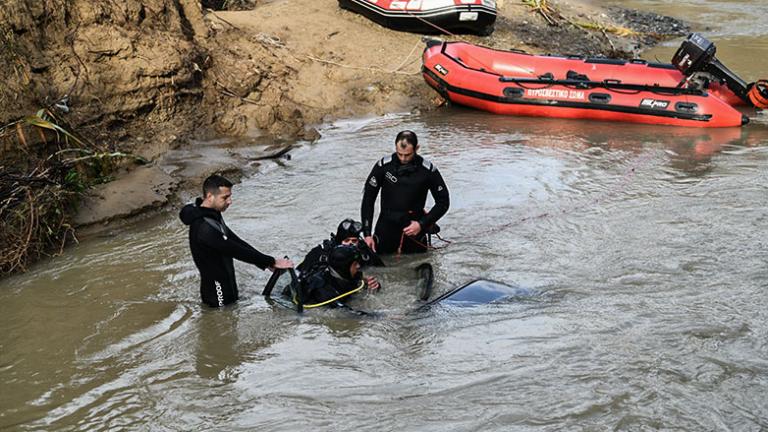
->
<box><xmin>748</xmin><ymin>80</ymin><xmax>768</xmax><ymax>109</ymax></box>
<box><xmin>497</xmin><ymin>76</ymin><xmax>706</xmax><ymax>96</ymax></box>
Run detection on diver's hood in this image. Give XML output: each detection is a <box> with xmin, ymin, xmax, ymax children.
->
<box><xmin>328</xmin><ymin>244</ymin><xmax>361</xmax><ymax>280</ymax></box>
<box><xmin>179</xmin><ymin>198</ymin><xmax>222</xmax><ymax>225</ymax></box>
<box><xmin>335</xmin><ymin>219</ymin><xmax>363</xmax><ymax>242</ymax></box>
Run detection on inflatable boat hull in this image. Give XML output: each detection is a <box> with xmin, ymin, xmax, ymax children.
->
<box><xmin>422</xmin><ymin>41</ymin><xmax>749</xmax><ymax>127</ymax></box>
<box><xmin>339</xmin><ymin>0</ymin><xmax>497</xmax><ymax>36</ymax></box>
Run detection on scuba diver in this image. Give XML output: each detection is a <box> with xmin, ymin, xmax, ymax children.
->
<box><xmin>289</xmin><ymin>244</ymin><xmax>380</xmax><ymax>309</ymax></box>
<box><xmin>296</xmin><ymin>218</ymin><xmax>383</xmax><ymax>277</ymax></box>
<box><xmin>361</xmin><ymin>130</ymin><xmax>450</xmax><ymax>255</ymax></box>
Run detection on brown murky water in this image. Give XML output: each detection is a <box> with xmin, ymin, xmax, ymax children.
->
<box><xmin>613</xmin><ymin>0</ymin><xmax>768</xmax><ymax>82</ymax></box>
<box><xmin>2</xmin><ymin>2</ymin><xmax>768</xmax><ymax>430</ymax></box>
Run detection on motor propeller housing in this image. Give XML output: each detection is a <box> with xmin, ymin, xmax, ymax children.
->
<box><xmin>672</xmin><ymin>33</ymin><xmax>717</xmax><ymax>76</ymax></box>
<box><xmin>672</xmin><ymin>33</ymin><xmax>755</xmax><ymax>105</ymax></box>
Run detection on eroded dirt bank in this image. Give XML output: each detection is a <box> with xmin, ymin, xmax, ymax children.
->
<box><xmin>0</xmin><ymin>0</ymin><xmax>686</xmax><ymax>274</ymax></box>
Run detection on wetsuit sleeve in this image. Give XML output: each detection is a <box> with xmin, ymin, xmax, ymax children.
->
<box><xmin>198</xmin><ymin>223</ymin><xmax>276</xmax><ymax>269</ymax></box>
<box><xmin>419</xmin><ymin>168</ymin><xmax>450</xmax><ymax>228</ymax></box>
<box><xmin>297</xmin><ymin>244</ymin><xmax>324</xmax><ymax>274</ymax></box>
<box><xmin>361</xmin><ymin>163</ymin><xmax>383</xmax><ymax>237</ymax></box>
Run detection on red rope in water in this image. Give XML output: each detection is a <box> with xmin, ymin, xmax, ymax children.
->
<box><xmin>468</xmin><ymin>151</ymin><xmax>659</xmax><ymax>240</ymax></box>
<box><xmin>392</xmin><ymin>151</ymin><xmax>656</xmax><ymax>260</ymax></box>
<box><xmin>396</xmin><ymin>230</ymin><xmax>453</xmax><ymax>261</ymax></box>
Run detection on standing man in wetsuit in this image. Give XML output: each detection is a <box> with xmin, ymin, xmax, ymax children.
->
<box><xmin>361</xmin><ymin>130</ymin><xmax>450</xmax><ymax>254</ymax></box>
<box><xmin>180</xmin><ymin>174</ymin><xmax>293</xmax><ymax>307</ymax></box>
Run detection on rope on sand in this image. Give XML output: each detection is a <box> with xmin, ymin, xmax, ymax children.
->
<box><xmin>302</xmin><ymin>38</ymin><xmax>423</xmax><ymax>76</ymax></box>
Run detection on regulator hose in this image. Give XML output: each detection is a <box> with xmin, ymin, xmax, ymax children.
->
<box><xmin>747</xmin><ymin>80</ymin><xmax>768</xmax><ymax>109</ymax></box>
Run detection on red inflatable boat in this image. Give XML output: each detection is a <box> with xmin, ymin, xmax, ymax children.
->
<box><xmin>422</xmin><ymin>34</ymin><xmax>767</xmax><ymax>127</ymax></box>
<box><xmin>339</xmin><ymin>0</ymin><xmax>497</xmax><ymax>36</ymax></box>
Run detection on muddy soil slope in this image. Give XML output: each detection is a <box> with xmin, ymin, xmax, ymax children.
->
<box><xmin>1</xmin><ymin>0</ymin><xmax>687</xmax><ymax>160</ymax></box>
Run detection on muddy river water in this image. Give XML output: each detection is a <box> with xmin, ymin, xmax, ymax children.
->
<box><xmin>2</xmin><ymin>1</ymin><xmax>768</xmax><ymax>430</ymax></box>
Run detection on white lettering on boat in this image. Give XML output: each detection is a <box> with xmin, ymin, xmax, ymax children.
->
<box><xmin>525</xmin><ymin>89</ymin><xmax>586</xmax><ymax>100</ymax></box>
<box><xmin>640</xmin><ymin>98</ymin><xmax>670</xmax><ymax>109</ymax></box>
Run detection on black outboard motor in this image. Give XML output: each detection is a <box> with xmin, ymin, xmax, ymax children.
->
<box><xmin>672</xmin><ymin>33</ymin><xmax>768</xmax><ymax>107</ymax></box>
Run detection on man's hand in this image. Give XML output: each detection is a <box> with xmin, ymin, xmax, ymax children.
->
<box><xmin>403</xmin><ymin>221</ymin><xmax>422</xmax><ymax>237</ymax></box>
<box><xmin>271</xmin><ymin>258</ymin><xmax>294</xmax><ymax>270</ymax></box>
<box><xmin>364</xmin><ymin>235</ymin><xmax>377</xmax><ymax>252</ymax></box>
<box><xmin>365</xmin><ymin>276</ymin><xmax>380</xmax><ymax>292</ymax></box>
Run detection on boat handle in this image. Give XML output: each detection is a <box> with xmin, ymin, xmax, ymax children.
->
<box><xmin>503</xmin><ymin>87</ymin><xmax>524</xmax><ymax>99</ymax></box>
<box><xmin>589</xmin><ymin>93</ymin><xmax>612</xmax><ymax>104</ymax></box>
<box><xmin>675</xmin><ymin>102</ymin><xmax>698</xmax><ymax>113</ymax></box>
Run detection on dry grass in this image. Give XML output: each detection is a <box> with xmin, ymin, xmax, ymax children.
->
<box><xmin>0</xmin><ymin>109</ymin><xmax>143</xmax><ymax>275</ymax></box>
<box><xmin>521</xmin><ymin>0</ymin><xmax>560</xmax><ymax>26</ymax></box>
<box><xmin>571</xmin><ymin>21</ymin><xmax>642</xmax><ymax>38</ymax></box>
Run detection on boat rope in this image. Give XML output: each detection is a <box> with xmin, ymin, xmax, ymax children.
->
<box><xmin>303</xmin><ymin>38</ymin><xmax>423</xmax><ymax>76</ymax></box>
<box><xmin>505</xmin><ymin>76</ymin><xmax>704</xmax><ymax>97</ymax></box>
<box><xmin>461</xmin><ymin>149</ymin><xmax>660</xmax><ymax>241</ymax></box>
<box><xmin>246</xmin><ymin>30</ymin><xmax>423</xmax><ymax>76</ymax></box>
<box><xmin>395</xmin><ymin>231</ymin><xmax>452</xmax><ymax>261</ymax></box>
<box><xmin>390</xmin><ymin>150</ymin><xmax>657</xmax><ymax>259</ymax></box>
<box><xmin>748</xmin><ymin>80</ymin><xmax>768</xmax><ymax>109</ymax></box>
<box><xmin>404</xmin><ymin>9</ymin><xmax>459</xmax><ymax>38</ymax></box>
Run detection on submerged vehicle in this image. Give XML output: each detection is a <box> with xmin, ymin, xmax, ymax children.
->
<box><xmin>263</xmin><ymin>263</ymin><xmax>530</xmax><ymax>315</ymax></box>
<box><xmin>419</xmin><ymin>278</ymin><xmax>533</xmax><ymax>309</ymax></box>
<box><xmin>422</xmin><ymin>33</ymin><xmax>768</xmax><ymax>127</ymax></box>
<box><xmin>338</xmin><ymin>0</ymin><xmax>497</xmax><ymax>36</ymax></box>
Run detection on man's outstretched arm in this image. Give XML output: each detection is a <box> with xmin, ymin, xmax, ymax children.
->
<box><xmin>198</xmin><ymin>224</ymin><xmax>276</xmax><ymax>269</ymax></box>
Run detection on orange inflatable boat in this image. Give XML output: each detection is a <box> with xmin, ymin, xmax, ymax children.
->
<box><xmin>422</xmin><ymin>34</ymin><xmax>767</xmax><ymax>127</ymax></box>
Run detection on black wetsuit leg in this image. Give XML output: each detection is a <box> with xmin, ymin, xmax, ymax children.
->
<box><xmin>401</xmin><ymin>232</ymin><xmax>429</xmax><ymax>253</ymax></box>
<box><xmin>374</xmin><ymin>220</ymin><xmax>428</xmax><ymax>254</ymax></box>
<box><xmin>374</xmin><ymin>219</ymin><xmax>403</xmax><ymax>254</ymax></box>
<box><xmin>374</xmin><ymin>209</ymin><xmax>431</xmax><ymax>255</ymax></box>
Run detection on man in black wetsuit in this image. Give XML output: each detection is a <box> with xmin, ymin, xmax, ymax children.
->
<box><xmin>179</xmin><ymin>174</ymin><xmax>293</xmax><ymax>307</ymax></box>
<box><xmin>361</xmin><ymin>130</ymin><xmax>450</xmax><ymax>254</ymax></box>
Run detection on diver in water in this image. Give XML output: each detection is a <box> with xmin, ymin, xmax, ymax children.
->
<box><xmin>297</xmin><ymin>218</ymin><xmax>383</xmax><ymax>277</ymax></box>
<box><xmin>361</xmin><ymin>130</ymin><xmax>450</xmax><ymax>254</ymax></box>
<box><xmin>296</xmin><ymin>244</ymin><xmax>380</xmax><ymax>309</ymax></box>
<box><xmin>179</xmin><ymin>174</ymin><xmax>293</xmax><ymax>308</ymax></box>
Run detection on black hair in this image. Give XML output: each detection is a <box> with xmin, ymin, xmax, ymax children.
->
<box><xmin>202</xmin><ymin>174</ymin><xmax>233</xmax><ymax>197</ymax></box>
<box><xmin>395</xmin><ymin>130</ymin><xmax>418</xmax><ymax>148</ymax></box>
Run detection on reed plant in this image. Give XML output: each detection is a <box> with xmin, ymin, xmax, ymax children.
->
<box><xmin>521</xmin><ymin>0</ymin><xmax>559</xmax><ymax>26</ymax></box>
<box><xmin>0</xmin><ymin>109</ymin><xmax>143</xmax><ymax>275</ymax></box>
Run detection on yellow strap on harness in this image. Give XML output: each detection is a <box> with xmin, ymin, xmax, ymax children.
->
<box><xmin>298</xmin><ymin>279</ymin><xmax>366</xmax><ymax>309</ymax></box>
